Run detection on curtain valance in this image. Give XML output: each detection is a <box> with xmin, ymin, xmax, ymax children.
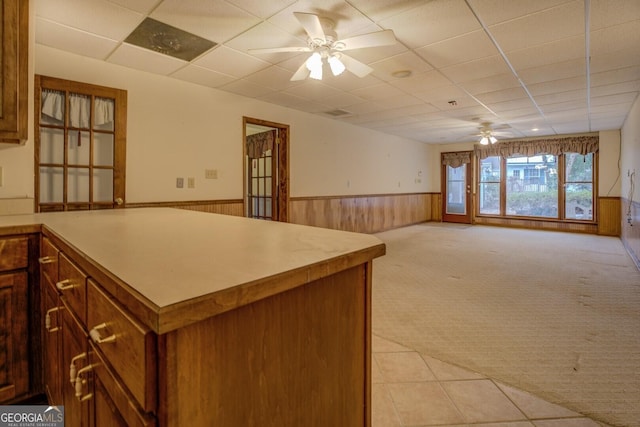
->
<box><xmin>41</xmin><ymin>89</ymin><xmax>114</xmax><ymax>127</ymax></box>
<box><xmin>442</xmin><ymin>151</ymin><xmax>472</xmax><ymax>168</ymax></box>
<box><xmin>474</xmin><ymin>135</ymin><xmax>598</xmax><ymax>160</ymax></box>
<box><xmin>246</xmin><ymin>130</ymin><xmax>276</xmax><ymax>159</ymax></box>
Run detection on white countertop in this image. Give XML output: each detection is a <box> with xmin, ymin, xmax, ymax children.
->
<box><xmin>0</xmin><ymin>208</ymin><xmax>385</xmax><ymax>331</ymax></box>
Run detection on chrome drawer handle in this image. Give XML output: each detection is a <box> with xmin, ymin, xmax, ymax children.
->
<box><xmin>56</xmin><ymin>279</ymin><xmax>75</xmax><ymax>291</ymax></box>
<box><xmin>38</xmin><ymin>256</ymin><xmax>56</xmax><ymax>264</ymax></box>
<box><xmin>45</xmin><ymin>307</ymin><xmax>63</xmax><ymax>332</ymax></box>
<box><xmin>89</xmin><ymin>323</ymin><xmax>116</xmax><ymax>344</ymax></box>
<box><xmin>70</xmin><ymin>353</ymin><xmax>87</xmax><ymax>386</ymax></box>
<box><xmin>74</xmin><ymin>364</ymin><xmax>97</xmax><ymax>402</ymax></box>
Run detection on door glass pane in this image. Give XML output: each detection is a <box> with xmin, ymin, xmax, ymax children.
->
<box><xmin>67</xmin><ymin>168</ymin><xmax>90</xmax><ymax>202</ymax></box>
<box><xmin>265</xmin><ymin>177</ymin><xmax>272</xmax><ymax>196</ymax></box>
<box><xmin>94</xmin><ymin>133</ymin><xmax>114</xmax><ymax>166</ymax></box>
<box><xmin>479</xmin><ymin>156</ymin><xmax>501</xmax><ymax>215</ymax></box>
<box><xmin>446</xmin><ymin>165</ymin><xmax>466</xmax><ymax>214</ymax></box>
<box><xmin>506</xmin><ymin>155</ymin><xmax>558</xmax><ymax>217</ymax></box>
<box><xmin>93</xmin><ymin>169</ymin><xmax>114</xmax><ymax>202</ymax></box>
<box><xmin>41</xmin><ymin>90</ymin><xmax>65</xmax><ymax>125</ymax></box>
<box><xmin>40</xmin><ymin>128</ymin><xmax>65</xmax><ymax>164</ymax></box>
<box><xmin>67</xmin><ymin>131</ymin><xmax>90</xmax><ymax>165</ymax></box>
<box><xmin>39</xmin><ymin>167</ymin><xmax>64</xmax><ymax>203</ymax></box>
<box><xmin>94</xmin><ymin>97</ymin><xmax>115</xmax><ymax>131</ymax></box>
<box><xmin>265</xmin><ymin>197</ymin><xmax>272</xmax><ymax>218</ymax></box>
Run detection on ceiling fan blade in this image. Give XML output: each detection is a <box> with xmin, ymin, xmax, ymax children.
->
<box><xmin>248</xmin><ymin>46</ymin><xmax>312</xmax><ymax>54</ymax></box>
<box><xmin>335</xmin><ymin>30</ymin><xmax>396</xmax><ymax>51</ymax></box>
<box><xmin>294</xmin><ymin>12</ymin><xmax>326</xmax><ymax>43</ymax></box>
<box><xmin>290</xmin><ymin>60</ymin><xmax>310</xmax><ymax>81</ymax></box>
<box><xmin>339</xmin><ymin>54</ymin><xmax>373</xmax><ymax>78</ymax></box>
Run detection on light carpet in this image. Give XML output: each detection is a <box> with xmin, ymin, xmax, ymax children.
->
<box><xmin>372</xmin><ymin>223</ymin><xmax>640</xmax><ymax>427</ymax></box>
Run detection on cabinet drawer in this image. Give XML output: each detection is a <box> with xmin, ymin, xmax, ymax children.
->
<box><xmin>0</xmin><ymin>237</ymin><xmax>28</xmax><ymax>272</ymax></box>
<box><xmin>87</xmin><ymin>280</ymin><xmax>156</xmax><ymax>413</ymax></box>
<box><xmin>39</xmin><ymin>237</ymin><xmax>59</xmax><ymax>285</ymax></box>
<box><xmin>58</xmin><ymin>253</ymin><xmax>87</xmax><ymax>326</ymax></box>
<box><xmin>90</xmin><ymin>343</ymin><xmax>156</xmax><ymax>427</ymax></box>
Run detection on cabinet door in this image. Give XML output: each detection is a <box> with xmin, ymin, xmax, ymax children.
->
<box><xmin>42</xmin><ymin>279</ymin><xmax>63</xmax><ymax>405</ymax></box>
<box><xmin>0</xmin><ymin>272</ymin><xmax>28</xmax><ymax>402</ymax></box>
<box><xmin>61</xmin><ymin>307</ymin><xmax>90</xmax><ymax>427</ymax></box>
<box><xmin>88</xmin><ymin>347</ymin><xmax>155</xmax><ymax>427</ymax></box>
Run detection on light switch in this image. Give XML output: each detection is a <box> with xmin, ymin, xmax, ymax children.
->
<box><xmin>176</xmin><ymin>177</ymin><xmax>184</xmax><ymax>188</ymax></box>
<box><xmin>205</xmin><ymin>169</ymin><xmax>218</xmax><ymax>179</ymax></box>
<box><xmin>188</xmin><ymin>177</ymin><xmax>195</xmax><ymax>188</ymax></box>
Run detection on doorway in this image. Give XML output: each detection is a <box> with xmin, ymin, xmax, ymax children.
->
<box><xmin>243</xmin><ymin>117</ymin><xmax>289</xmax><ymax>221</ymax></box>
<box><xmin>441</xmin><ymin>152</ymin><xmax>472</xmax><ymax>224</ymax></box>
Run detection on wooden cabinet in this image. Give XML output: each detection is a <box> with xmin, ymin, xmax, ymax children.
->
<box><xmin>39</xmin><ymin>237</ymin><xmax>155</xmax><ymax>427</ymax></box>
<box><xmin>0</xmin><ymin>0</ymin><xmax>28</xmax><ymax>143</ymax></box>
<box><xmin>0</xmin><ymin>237</ymin><xmax>29</xmax><ymax>402</ymax></box>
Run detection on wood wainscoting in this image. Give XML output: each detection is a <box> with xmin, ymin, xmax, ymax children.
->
<box><xmin>473</xmin><ymin>197</ymin><xmax>621</xmax><ymax>236</ymax></box>
<box><xmin>289</xmin><ymin>193</ymin><xmax>439</xmax><ymax>234</ymax></box>
<box><xmin>126</xmin><ymin>200</ymin><xmax>244</xmax><ymax>216</ymax></box>
<box><xmin>621</xmin><ymin>197</ymin><xmax>640</xmax><ymax>269</ymax></box>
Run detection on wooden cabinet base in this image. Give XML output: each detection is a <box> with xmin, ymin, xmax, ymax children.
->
<box><xmin>159</xmin><ymin>264</ymin><xmax>372</xmax><ymax>427</ymax></box>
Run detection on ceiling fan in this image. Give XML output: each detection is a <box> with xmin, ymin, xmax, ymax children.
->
<box><xmin>474</xmin><ymin>122</ymin><xmax>512</xmax><ymax>145</ymax></box>
<box><xmin>248</xmin><ymin>12</ymin><xmax>397</xmax><ymax>81</ymax></box>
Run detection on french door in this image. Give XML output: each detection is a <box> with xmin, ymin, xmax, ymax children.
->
<box><xmin>35</xmin><ymin>75</ymin><xmax>127</xmax><ymax>212</ymax></box>
<box><xmin>442</xmin><ymin>152</ymin><xmax>472</xmax><ymax>224</ymax></box>
<box><xmin>244</xmin><ymin>117</ymin><xmax>289</xmax><ymax>221</ymax></box>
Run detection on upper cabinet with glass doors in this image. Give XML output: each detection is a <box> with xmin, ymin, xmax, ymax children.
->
<box><xmin>35</xmin><ymin>75</ymin><xmax>127</xmax><ymax>212</ymax></box>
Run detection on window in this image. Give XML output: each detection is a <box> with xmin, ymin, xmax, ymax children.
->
<box><xmin>35</xmin><ymin>75</ymin><xmax>127</xmax><ymax>212</ymax></box>
<box><xmin>478</xmin><ymin>152</ymin><xmax>595</xmax><ymax>221</ymax></box>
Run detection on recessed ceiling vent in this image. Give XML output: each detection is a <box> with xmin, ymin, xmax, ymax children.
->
<box><xmin>125</xmin><ymin>18</ymin><xmax>217</xmax><ymax>61</ymax></box>
<box><xmin>323</xmin><ymin>109</ymin><xmax>351</xmax><ymax>117</ymax></box>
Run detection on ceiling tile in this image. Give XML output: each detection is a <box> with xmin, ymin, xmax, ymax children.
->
<box><xmin>370</xmin><ymin>51</ymin><xmax>433</xmax><ymax>80</ymax></box>
<box><xmin>221</xmin><ymin>79</ymin><xmax>276</xmax><ymax>99</ymax></box>
<box><xmin>151</xmin><ymin>0</ymin><xmax>261</xmax><ymax>43</ymax></box>
<box><xmin>590</xmin><ymin>48</ymin><xmax>640</xmax><ymax>74</ymax></box>
<box><xmin>487</xmin><ymin>0</ymin><xmax>584</xmax><ymax>53</ymax></box>
<box><xmin>589</xmin><ymin>0</ymin><xmax>640</xmax><ymax>30</ymax></box>
<box><xmin>416</xmin><ymin>30</ymin><xmax>498</xmax><ymax>69</ymax></box>
<box><xmin>195</xmin><ymin>46</ymin><xmax>271</xmax><ymax>78</ymax></box>
<box><xmin>389</xmin><ymin>70</ymin><xmax>453</xmax><ymax>93</ymax></box>
<box><xmin>518</xmin><ymin>58</ymin><xmax>586</xmax><ymax>85</ymax></box>
<box><xmin>439</xmin><ymin>56</ymin><xmax>512</xmax><ymax>84</ymax></box>
<box><xmin>590</xmin><ymin>20</ymin><xmax>640</xmax><ymax>55</ymax></box>
<box><xmin>171</xmin><ymin>64</ymin><xmax>236</xmax><ymax>88</ymax></box>
<box><xmin>107</xmin><ymin>43</ymin><xmax>187</xmax><ymax>75</ymax></box>
<box><xmin>107</xmin><ymin>0</ymin><xmax>160</xmax><ymax>14</ymax></box>
<box><xmin>475</xmin><ymin>87</ymin><xmax>530</xmax><ymax>104</ymax></box>
<box><xmin>379</xmin><ymin>0</ymin><xmax>481</xmax><ymax>49</ymax></box>
<box><xmin>284</xmin><ymin>80</ymin><xmax>345</xmax><ymax>102</ymax></box>
<box><xmin>591</xmin><ymin>80</ymin><xmax>640</xmax><ymax>97</ymax></box>
<box><xmin>507</xmin><ymin>35</ymin><xmax>584</xmax><ymax>71</ymax></box>
<box><xmin>35</xmin><ymin>0</ymin><xmax>144</xmax><ymax>40</ymax></box>
<box><xmin>527</xmin><ymin>76</ymin><xmax>586</xmax><ymax>96</ymax></box>
<box><xmin>241</xmin><ymin>65</ymin><xmax>303</xmax><ymax>91</ymax></box>
<box><xmin>467</xmin><ymin>0</ymin><xmax>576</xmax><ymax>25</ymax></box>
<box><xmin>225</xmin><ymin>0</ymin><xmax>297</xmax><ymax>19</ymax></box>
<box><xmin>350</xmin><ymin>83</ymin><xmax>406</xmax><ymax>101</ymax></box>
<box><xmin>460</xmin><ymin>73</ymin><xmax>521</xmax><ymax>95</ymax></box>
<box><xmin>35</xmin><ymin>18</ymin><xmax>119</xmax><ymax>60</ymax></box>
<box><xmin>226</xmin><ymin>21</ymin><xmax>306</xmax><ymax>57</ymax></box>
<box><xmin>590</xmin><ymin>66</ymin><xmax>640</xmax><ymax>86</ymax></box>
<box><xmin>345</xmin><ymin>0</ymin><xmax>428</xmax><ymax>22</ymax></box>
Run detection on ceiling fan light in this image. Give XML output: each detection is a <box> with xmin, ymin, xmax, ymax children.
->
<box><xmin>309</xmin><ymin>65</ymin><xmax>323</xmax><ymax>80</ymax></box>
<box><xmin>306</xmin><ymin>52</ymin><xmax>322</xmax><ymax>72</ymax></box>
<box><xmin>489</xmin><ymin>136</ymin><xmax>498</xmax><ymax>144</ymax></box>
<box><xmin>480</xmin><ymin>136</ymin><xmax>489</xmax><ymax>145</ymax></box>
<box><xmin>328</xmin><ymin>55</ymin><xmax>346</xmax><ymax>76</ymax></box>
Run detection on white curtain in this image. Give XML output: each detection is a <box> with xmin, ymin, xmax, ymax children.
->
<box><xmin>41</xmin><ymin>90</ymin><xmax>114</xmax><ymax>127</ymax></box>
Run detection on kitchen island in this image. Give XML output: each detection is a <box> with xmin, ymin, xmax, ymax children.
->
<box><xmin>0</xmin><ymin>208</ymin><xmax>385</xmax><ymax>426</ymax></box>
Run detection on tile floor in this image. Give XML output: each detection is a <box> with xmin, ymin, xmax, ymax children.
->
<box><xmin>371</xmin><ymin>335</ymin><xmax>612</xmax><ymax>427</ymax></box>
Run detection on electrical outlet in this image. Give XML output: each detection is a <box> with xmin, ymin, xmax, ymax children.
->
<box><xmin>205</xmin><ymin>169</ymin><xmax>218</xmax><ymax>179</ymax></box>
<box><xmin>188</xmin><ymin>177</ymin><xmax>195</xmax><ymax>188</ymax></box>
<box><xmin>176</xmin><ymin>177</ymin><xmax>184</xmax><ymax>188</ymax></box>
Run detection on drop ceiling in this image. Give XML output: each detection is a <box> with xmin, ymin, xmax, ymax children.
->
<box><xmin>34</xmin><ymin>0</ymin><xmax>640</xmax><ymax>144</ymax></box>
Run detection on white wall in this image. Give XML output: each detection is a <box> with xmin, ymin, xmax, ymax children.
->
<box><xmin>621</xmin><ymin>94</ymin><xmax>640</xmax><ymax>204</ymax></box>
<box><xmin>26</xmin><ymin>45</ymin><xmax>435</xmax><ymax>205</ymax></box>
